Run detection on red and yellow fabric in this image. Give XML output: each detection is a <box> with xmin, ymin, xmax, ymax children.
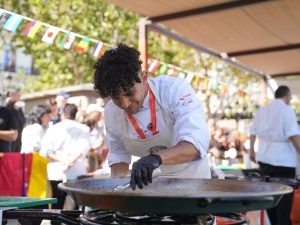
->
<box><xmin>75</xmin><ymin>37</ymin><xmax>90</xmax><ymax>53</ymax></box>
<box><xmin>0</xmin><ymin>152</ymin><xmax>48</xmax><ymax>197</ymax></box>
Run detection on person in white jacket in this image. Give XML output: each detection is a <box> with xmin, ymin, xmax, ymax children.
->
<box><xmin>40</xmin><ymin>103</ymin><xmax>90</xmax><ymax>212</ymax></box>
<box><xmin>21</xmin><ymin>104</ymin><xmax>51</xmax><ymax>153</ymax></box>
<box><xmin>250</xmin><ymin>85</ymin><xmax>300</xmax><ymax>225</ymax></box>
<box><xmin>93</xmin><ymin>44</ymin><xmax>211</xmax><ymax>191</ymax></box>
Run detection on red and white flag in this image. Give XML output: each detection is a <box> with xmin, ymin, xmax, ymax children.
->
<box><xmin>42</xmin><ymin>26</ymin><xmax>59</xmax><ymax>44</ymax></box>
<box><xmin>60</xmin><ymin>32</ymin><xmax>76</xmax><ymax>49</ymax></box>
<box><xmin>148</xmin><ymin>60</ymin><xmax>160</xmax><ymax>73</ymax></box>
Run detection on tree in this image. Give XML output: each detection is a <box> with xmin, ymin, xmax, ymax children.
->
<box><xmin>0</xmin><ymin>0</ymin><xmax>140</xmax><ymax>92</ymax></box>
<box><xmin>0</xmin><ymin>0</ymin><xmax>267</xmax><ymax>117</ymax></box>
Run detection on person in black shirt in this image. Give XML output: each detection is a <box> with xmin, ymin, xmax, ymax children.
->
<box><xmin>5</xmin><ymin>88</ymin><xmax>26</xmax><ymax>152</ymax></box>
<box><xmin>0</xmin><ymin>106</ymin><xmax>18</xmax><ymax>152</ymax></box>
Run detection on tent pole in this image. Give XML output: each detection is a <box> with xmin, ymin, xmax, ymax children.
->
<box><xmin>138</xmin><ymin>18</ymin><xmax>151</xmax><ymax>72</ymax></box>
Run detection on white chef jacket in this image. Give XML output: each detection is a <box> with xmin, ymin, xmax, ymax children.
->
<box><xmin>21</xmin><ymin>123</ymin><xmax>47</xmax><ymax>153</ymax></box>
<box><xmin>250</xmin><ymin>99</ymin><xmax>300</xmax><ymax>167</ymax></box>
<box><xmin>40</xmin><ymin>119</ymin><xmax>91</xmax><ymax>181</ymax></box>
<box><xmin>105</xmin><ymin>75</ymin><xmax>210</xmax><ymax>166</ymax></box>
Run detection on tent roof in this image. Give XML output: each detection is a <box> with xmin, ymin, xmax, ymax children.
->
<box><xmin>106</xmin><ymin>0</ymin><xmax>300</xmax><ymax>79</ymax></box>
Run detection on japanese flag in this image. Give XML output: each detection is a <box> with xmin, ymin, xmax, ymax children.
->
<box><xmin>42</xmin><ymin>26</ymin><xmax>59</xmax><ymax>44</ymax></box>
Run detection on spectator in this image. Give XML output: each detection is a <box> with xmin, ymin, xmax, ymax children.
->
<box><xmin>84</xmin><ymin>104</ymin><xmax>107</xmax><ymax>172</ymax></box>
<box><xmin>5</xmin><ymin>87</ymin><xmax>26</xmax><ymax>152</ymax></box>
<box><xmin>46</xmin><ymin>98</ymin><xmax>58</xmax><ymax>126</ymax></box>
<box><xmin>0</xmin><ymin>93</ymin><xmax>18</xmax><ymax>152</ymax></box>
<box><xmin>53</xmin><ymin>91</ymin><xmax>70</xmax><ymax>124</ymax></box>
<box><xmin>21</xmin><ymin>104</ymin><xmax>52</xmax><ymax>153</ymax></box>
<box><xmin>40</xmin><ymin>103</ymin><xmax>90</xmax><ymax>213</ymax></box>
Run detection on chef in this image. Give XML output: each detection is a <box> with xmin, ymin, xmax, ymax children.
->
<box><xmin>93</xmin><ymin>44</ymin><xmax>211</xmax><ymax>190</ymax></box>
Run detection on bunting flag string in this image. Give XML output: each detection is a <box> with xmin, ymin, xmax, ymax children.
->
<box><xmin>0</xmin><ymin>7</ymin><xmax>261</xmax><ymax>100</ymax></box>
<box><xmin>0</xmin><ymin>7</ymin><xmax>110</xmax><ymax>58</ymax></box>
<box><xmin>147</xmin><ymin>58</ymin><xmax>255</xmax><ymax>99</ymax></box>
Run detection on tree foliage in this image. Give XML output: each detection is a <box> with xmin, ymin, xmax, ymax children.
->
<box><xmin>0</xmin><ymin>0</ymin><xmax>140</xmax><ymax>91</ymax></box>
<box><xmin>0</xmin><ymin>0</ymin><xmax>267</xmax><ymax>117</ymax></box>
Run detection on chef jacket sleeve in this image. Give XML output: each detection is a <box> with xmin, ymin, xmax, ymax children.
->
<box><xmin>249</xmin><ymin>109</ymin><xmax>260</xmax><ymax>136</ymax></box>
<box><xmin>104</xmin><ymin>105</ymin><xmax>131</xmax><ymax>166</ymax></box>
<box><xmin>284</xmin><ymin>107</ymin><xmax>300</xmax><ymax>138</ymax></box>
<box><xmin>166</xmin><ymin>78</ymin><xmax>210</xmax><ymax>159</ymax></box>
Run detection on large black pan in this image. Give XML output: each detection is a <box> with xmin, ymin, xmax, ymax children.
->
<box><xmin>59</xmin><ymin>178</ymin><xmax>292</xmax><ymax>215</ymax></box>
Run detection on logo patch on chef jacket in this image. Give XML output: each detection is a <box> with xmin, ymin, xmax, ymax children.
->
<box><xmin>147</xmin><ymin>123</ymin><xmax>153</xmax><ymax>131</ymax></box>
<box><xmin>147</xmin><ymin>123</ymin><xmax>159</xmax><ymax>135</ymax></box>
<box><xmin>179</xmin><ymin>93</ymin><xmax>193</xmax><ymax>106</ymax></box>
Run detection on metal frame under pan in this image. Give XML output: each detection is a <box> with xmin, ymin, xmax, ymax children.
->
<box><xmin>59</xmin><ymin>178</ymin><xmax>293</xmax><ymax>215</ymax></box>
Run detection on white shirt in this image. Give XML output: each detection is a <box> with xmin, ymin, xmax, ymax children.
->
<box><xmin>250</xmin><ymin>99</ymin><xmax>300</xmax><ymax>167</ymax></box>
<box><xmin>40</xmin><ymin>119</ymin><xmax>91</xmax><ymax>180</ymax></box>
<box><xmin>105</xmin><ymin>75</ymin><xmax>210</xmax><ymax>166</ymax></box>
<box><xmin>21</xmin><ymin>123</ymin><xmax>47</xmax><ymax>153</ymax></box>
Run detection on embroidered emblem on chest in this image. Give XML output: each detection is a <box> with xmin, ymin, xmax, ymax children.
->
<box><xmin>147</xmin><ymin>122</ymin><xmax>153</xmax><ymax>131</ymax></box>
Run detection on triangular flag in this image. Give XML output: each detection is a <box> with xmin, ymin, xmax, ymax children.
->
<box><xmin>178</xmin><ymin>71</ymin><xmax>187</xmax><ymax>79</ymax></box>
<box><xmin>186</xmin><ymin>72</ymin><xmax>195</xmax><ymax>83</ymax></box>
<box><xmin>60</xmin><ymin>32</ymin><xmax>76</xmax><ymax>49</ymax></box>
<box><xmin>148</xmin><ymin>60</ymin><xmax>160</xmax><ymax>73</ymax></box>
<box><xmin>3</xmin><ymin>14</ymin><xmax>23</xmax><ymax>32</ymax></box>
<box><xmin>202</xmin><ymin>78</ymin><xmax>209</xmax><ymax>90</ymax></box>
<box><xmin>166</xmin><ymin>66</ymin><xmax>176</xmax><ymax>76</ymax></box>
<box><xmin>75</xmin><ymin>38</ymin><xmax>90</xmax><ymax>53</ymax></box>
<box><xmin>22</xmin><ymin>21</ymin><xmax>36</xmax><ymax>36</ymax></box>
<box><xmin>42</xmin><ymin>26</ymin><xmax>59</xmax><ymax>44</ymax></box>
<box><xmin>238</xmin><ymin>89</ymin><xmax>244</xmax><ymax>97</ymax></box>
<box><xmin>158</xmin><ymin>64</ymin><xmax>168</xmax><ymax>75</ymax></box>
<box><xmin>192</xmin><ymin>75</ymin><xmax>201</xmax><ymax>88</ymax></box>
<box><xmin>93</xmin><ymin>42</ymin><xmax>104</xmax><ymax>58</ymax></box>
<box><xmin>27</xmin><ymin>22</ymin><xmax>42</xmax><ymax>38</ymax></box>
<box><xmin>221</xmin><ymin>84</ymin><xmax>228</xmax><ymax>94</ymax></box>
<box><xmin>147</xmin><ymin>58</ymin><xmax>152</xmax><ymax>67</ymax></box>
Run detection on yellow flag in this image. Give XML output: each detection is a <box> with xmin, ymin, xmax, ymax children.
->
<box><xmin>27</xmin><ymin>152</ymin><xmax>48</xmax><ymax>198</ymax></box>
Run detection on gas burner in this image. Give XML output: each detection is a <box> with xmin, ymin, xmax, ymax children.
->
<box><xmin>80</xmin><ymin>209</ymin><xmax>216</xmax><ymax>225</ymax></box>
<box><xmin>2</xmin><ymin>208</ymin><xmax>248</xmax><ymax>225</ymax></box>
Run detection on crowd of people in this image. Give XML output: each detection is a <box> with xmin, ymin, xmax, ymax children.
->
<box><xmin>0</xmin><ymin>89</ymin><xmax>108</xmax><ymax>210</ymax></box>
<box><xmin>208</xmin><ymin>125</ymin><xmax>249</xmax><ymax>167</ymax></box>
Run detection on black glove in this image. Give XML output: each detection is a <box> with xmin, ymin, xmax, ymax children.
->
<box><xmin>130</xmin><ymin>154</ymin><xmax>162</xmax><ymax>190</ymax></box>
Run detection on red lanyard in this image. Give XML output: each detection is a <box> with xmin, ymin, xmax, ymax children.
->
<box><xmin>127</xmin><ymin>83</ymin><xmax>158</xmax><ymax>139</ymax></box>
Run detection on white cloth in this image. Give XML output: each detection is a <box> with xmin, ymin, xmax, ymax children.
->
<box><xmin>105</xmin><ymin>75</ymin><xmax>210</xmax><ymax>169</ymax></box>
<box><xmin>40</xmin><ymin>119</ymin><xmax>91</xmax><ymax>181</ymax></box>
<box><xmin>250</xmin><ymin>99</ymin><xmax>300</xmax><ymax>167</ymax></box>
<box><xmin>21</xmin><ymin>123</ymin><xmax>47</xmax><ymax>153</ymax></box>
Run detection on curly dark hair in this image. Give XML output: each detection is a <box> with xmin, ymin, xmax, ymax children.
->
<box><xmin>93</xmin><ymin>44</ymin><xmax>143</xmax><ymax>98</ymax></box>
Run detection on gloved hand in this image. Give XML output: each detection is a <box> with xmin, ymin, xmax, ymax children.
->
<box><xmin>130</xmin><ymin>154</ymin><xmax>162</xmax><ymax>190</ymax></box>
